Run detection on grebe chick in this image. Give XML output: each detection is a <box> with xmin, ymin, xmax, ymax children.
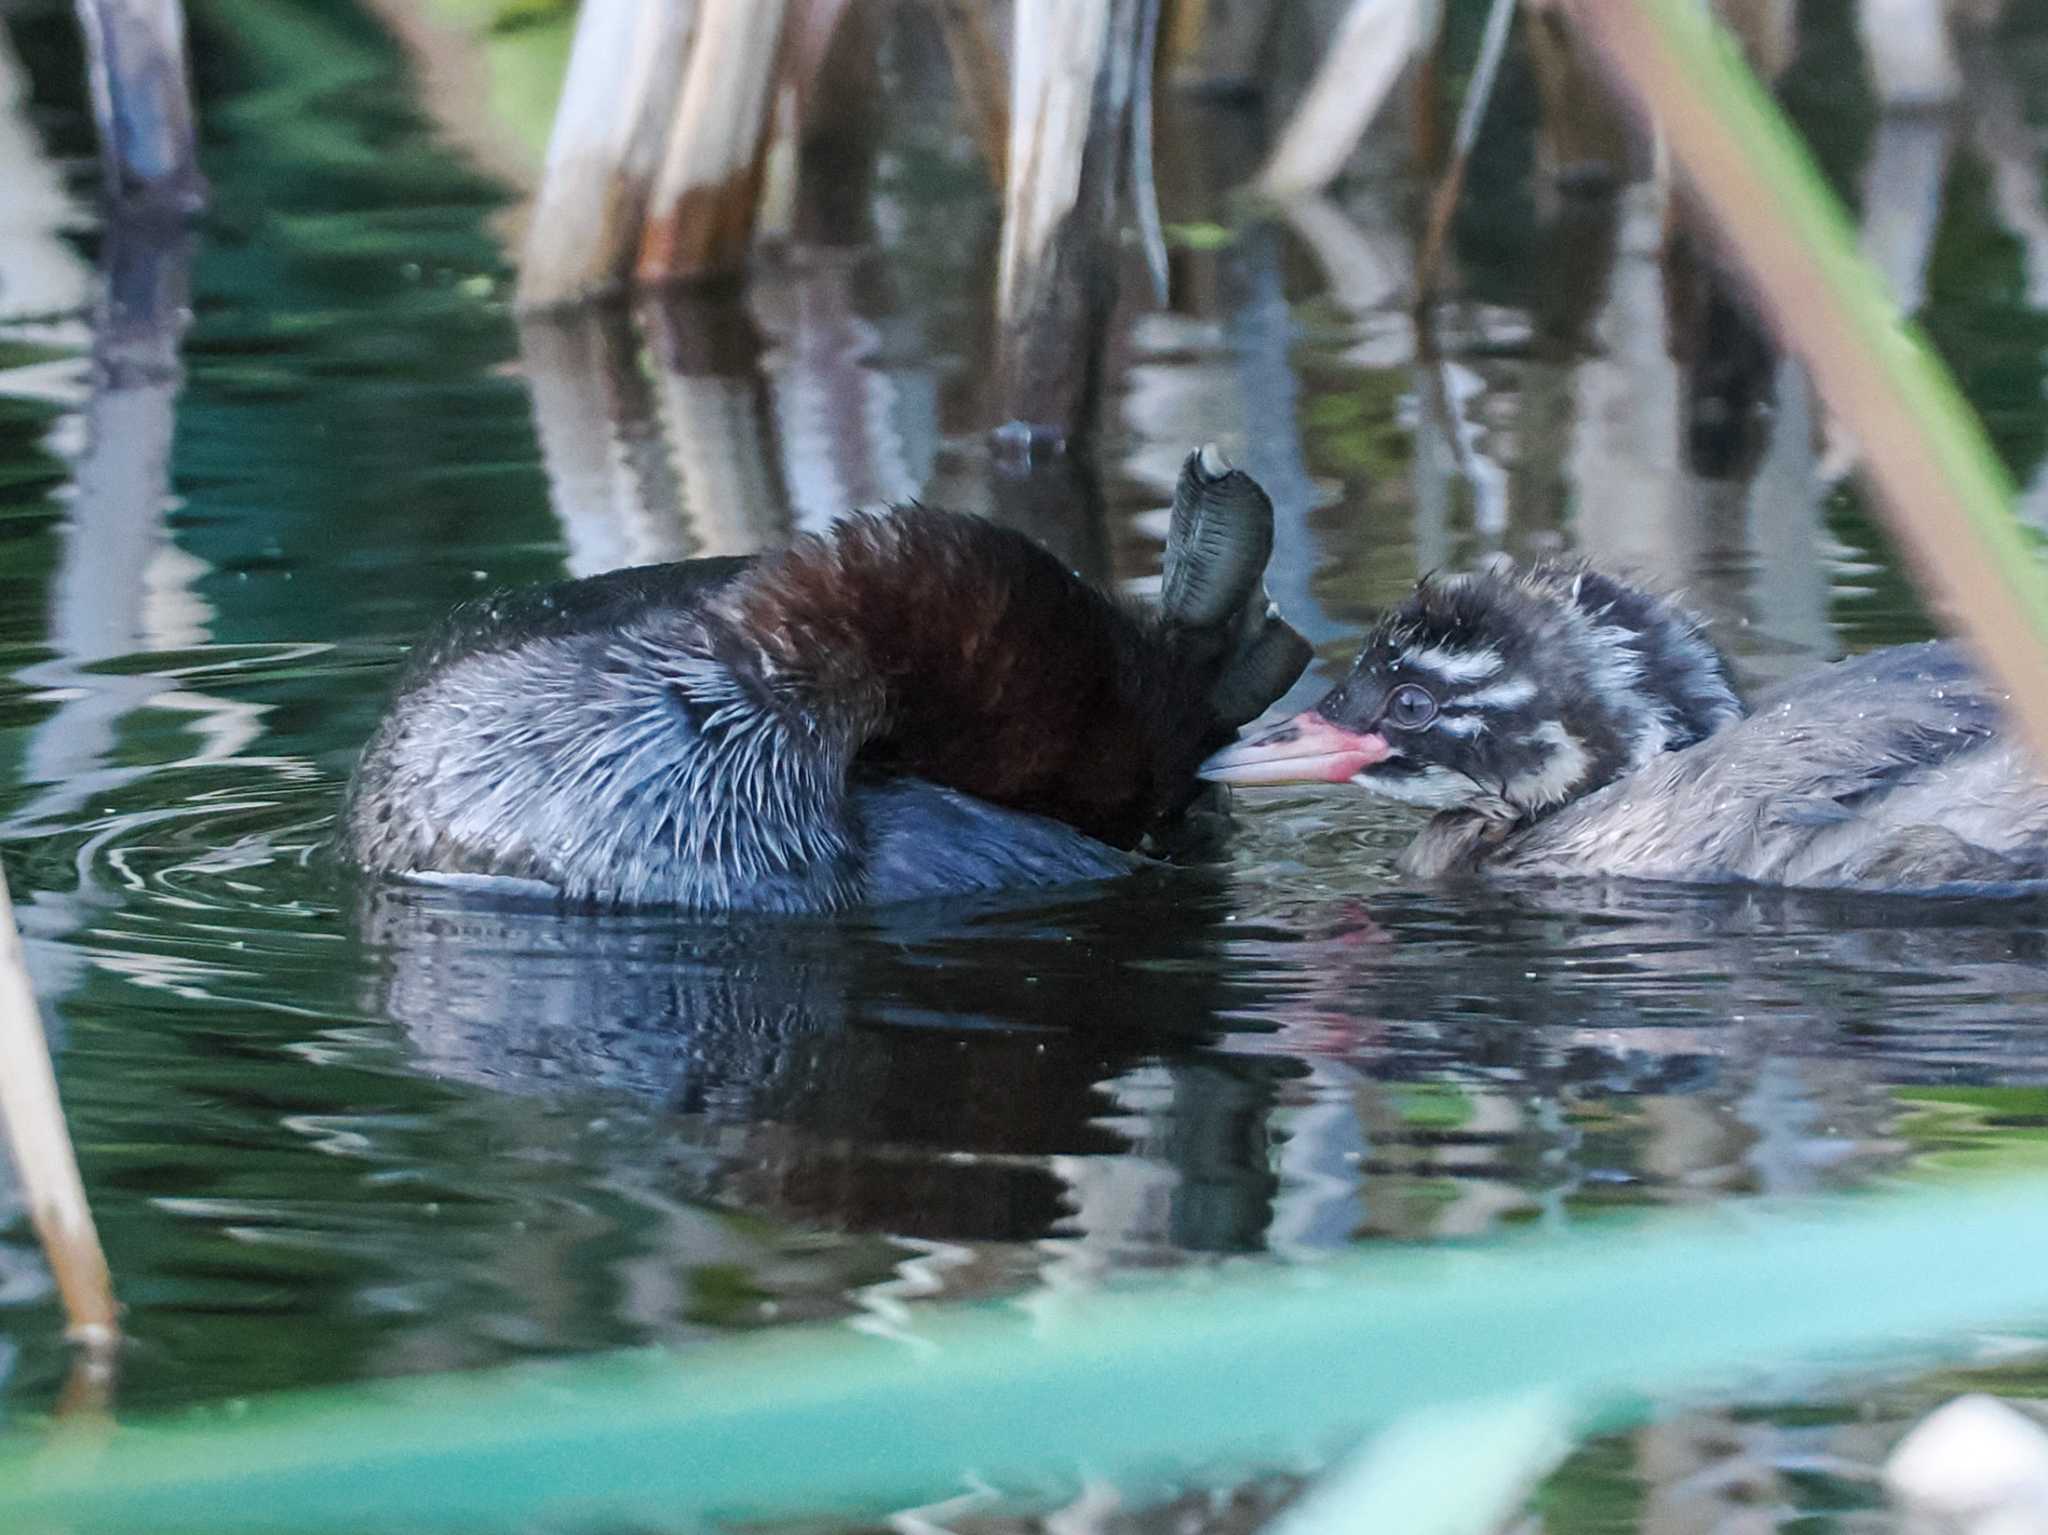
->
<box><xmin>1202</xmin><ymin>560</ymin><xmax>2048</xmax><ymax>891</ymax></box>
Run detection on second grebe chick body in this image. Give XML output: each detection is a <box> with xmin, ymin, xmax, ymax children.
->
<box><xmin>1203</xmin><ymin>560</ymin><xmax>2048</xmax><ymax>892</ymax></box>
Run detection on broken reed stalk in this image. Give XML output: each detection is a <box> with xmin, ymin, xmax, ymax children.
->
<box><xmin>1558</xmin><ymin>0</ymin><xmax>2048</xmax><ymax>761</ymax></box>
<box><xmin>0</xmin><ymin>866</ymin><xmax>118</xmax><ymax>1348</ymax></box>
<box><xmin>997</xmin><ymin>0</ymin><xmax>1109</xmax><ymax>331</ymax></box>
<box><xmin>1158</xmin><ymin>0</ymin><xmax>1279</xmax><ymax>95</ymax></box>
<box><xmin>73</xmin><ymin>0</ymin><xmax>204</xmax><ymax>210</ymax></box>
<box><xmin>783</xmin><ymin>0</ymin><xmax>854</xmax><ymax>113</ymax></box>
<box><xmin>785</xmin><ymin>0</ymin><xmax>882</xmax><ymax>243</ymax></box>
<box><xmin>518</xmin><ymin>0</ymin><xmax>699</xmax><ymax>311</ymax></box>
<box><xmin>758</xmin><ymin>0</ymin><xmax>859</xmax><ymax>243</ymax></box>
<box><xmin>637</xmin><ymin>0</ymin><xmax>790</xmax><ymax>288</ymax></box>
<box><xmin>1127</xmin><ymin>0</ymin><xmax>1168</xmax><ymax>307</ymax></box>
<box><xmin>1252</xmin><ymin>0</ymin><xmax>1426</xmax><ymax>202</ymax></box>
<box><xmin>1413</xmin><ymin>0</ymin><xmax>1517</xmax><ymax>304</ymax></box>
<box><xmin>930</xmin><ymin>0</ymin><xmax>1010</xmax><ymax>186</ymax></box>
<box><xmin>996</xmin><ymin>0</ymin><xmax>1154</xmax><ymax>438</ymax></box>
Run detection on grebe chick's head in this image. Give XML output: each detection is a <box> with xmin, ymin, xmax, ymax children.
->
<box><xmin>1200</xmin><ymin>561</ymin><xmax>1744</xmax><ymax>819</ymax></box>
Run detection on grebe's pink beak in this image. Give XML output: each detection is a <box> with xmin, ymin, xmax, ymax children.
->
<box><xmin>1198</xmin><ymin>710</ymin><xmax>1392</xmax><ymax>786</ymax></box>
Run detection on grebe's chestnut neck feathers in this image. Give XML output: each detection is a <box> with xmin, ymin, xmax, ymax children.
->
<box><xmin>722</xmin><ymin>509</ymin><xmax>1223</xmax><ymax>848</ymax></box>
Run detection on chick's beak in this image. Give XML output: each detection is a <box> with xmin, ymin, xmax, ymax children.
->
<box><xmin>1198</xmin><ymin>710</ymin><xmax>1392</xmax><ymax>786</ymax></box>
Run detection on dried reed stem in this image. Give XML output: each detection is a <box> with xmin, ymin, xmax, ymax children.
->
<box><xmin>518</xmin><ymin>0</ymin><xmax>698</xmax><ymax>311</ymax></box>
<box><xmin>637</xmin><ymin>0</ymin><xmax>791</xmax><ymax>287</ymax></box>
<box><xmin>0</xmin><ymin>866</ymin><xmax>118</xmax><ymax>1347</ymax></box>
<box><xmin>1413</xmin><ymin>0</ymin><xmax>1516</xmax><ymax>303</ymax></box>
<box><xmin>996</xmin><ymin>0</ymin><xmax>1154</xmax><ymax>436</ymax></box>
<box><xmin>73</xmin><ymin>0</ymin><xmax>204</xmax><ymax>210</ymax></box>
<box><xmin>1252</xmin><ymin>0</ymin><xmax>1425</xmax><ymax>202</ymax></box>
<box><xmin>931</xmin><ymin>0</ymin><xmax>1010</xmax><ymax>185</ymax></box>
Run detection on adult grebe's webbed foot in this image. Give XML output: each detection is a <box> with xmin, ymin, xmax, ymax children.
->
<box><xmin>1162</xmin><ymin>444</ymin><xmax>1273</xmax><ymax>630</ymax></box>
<box><xmin>1211</xmin><ymin>615</ymin><xmax>1314</xmax><ymax>729</ymax></box>
<box><xmin>1159</xmin><ymin>444</ymin><xmax>1312</xmax><ymax>729</ymax></box>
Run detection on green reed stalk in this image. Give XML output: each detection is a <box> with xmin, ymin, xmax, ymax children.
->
<box><xmin>0</xmin><ymin>867</ymin><xmax>118</xmax><ymax>1348</ymax></box>
<box><xmin>3</xmin><ymin>1179</ymin><xmax>2048</xmax><ymax>1534</ymax></box>
<box><xmin>1560</xmin><ymin>0</ymin><xmax>2048</xmax><ymax>758</ymax></box>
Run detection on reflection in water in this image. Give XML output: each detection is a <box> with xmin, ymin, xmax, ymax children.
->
<box><xmin>984</xmin><ymin>437</ymin><xmax>1113</xmax><ymax>582</ymax></box>
<box><xmin>359</xmin><ymin>876</ymin><xmax>1275</xmax><ymax>1248</ymax></box>
<box><xmin>752</xmin><ymin>248</ymin><xmax>934</xmax><ymax>529</ymax></box>
<box><xmin>638</xmin><ymin>290</ymin><xmax>793</xmax><ymax>559</ymax></box>
<box><xmin>523</xmin><ymin>268</ymin><xmax>1116</xmax><ymax>580</ymax></box>
<box><xmin>1223</xmin><ymin>218</ymin><xmax>1349</xmax><ymax>646</ymax></box>
<box><xmin>19</xmin><ymin>219</ymin><xmax>200</xmax><ymax>815</ymax></box>
<box><xmin>518</xmin><ymin>307</ymin><xmax>688</xmax><ymax>576</ymax></box>
<box><xmin>356</xmin><ymin>858</ymin><xmax>2048</xmax><ymax>1264</ymax></box>
<box><xmin>5</xmin><ymin>216</ymin><xmax>268</xmax><ymax>1021</ymax></box>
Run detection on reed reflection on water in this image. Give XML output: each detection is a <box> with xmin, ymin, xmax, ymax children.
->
<box><xmin>6</xmin><ymin>0</ymin><xmax>2048</xmax><ymax>1527</ymax></box>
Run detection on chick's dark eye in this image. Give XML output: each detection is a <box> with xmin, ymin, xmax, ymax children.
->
<box><xmin>1384</xmin><ymin>683</ymin><xmax>1438</xmax><ymax>730</ymax></box>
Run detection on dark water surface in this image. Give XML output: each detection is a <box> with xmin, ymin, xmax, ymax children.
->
<box><xmin>7</xmin><ymin>0</ymin><xmax>2048</xmax><ymax>1527</ymax></box>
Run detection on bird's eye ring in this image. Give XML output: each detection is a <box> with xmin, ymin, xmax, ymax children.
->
<box><xmin>1383</xmin><ymin>683</ymin><xmax>1438</xmax><ymax>731</ymax></box>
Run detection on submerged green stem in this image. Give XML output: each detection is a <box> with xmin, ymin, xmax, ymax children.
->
<box><xmin>5</xmin><ymin>1181</ymin><xmax>2048</xmax><ymax>1532</ymax></box>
